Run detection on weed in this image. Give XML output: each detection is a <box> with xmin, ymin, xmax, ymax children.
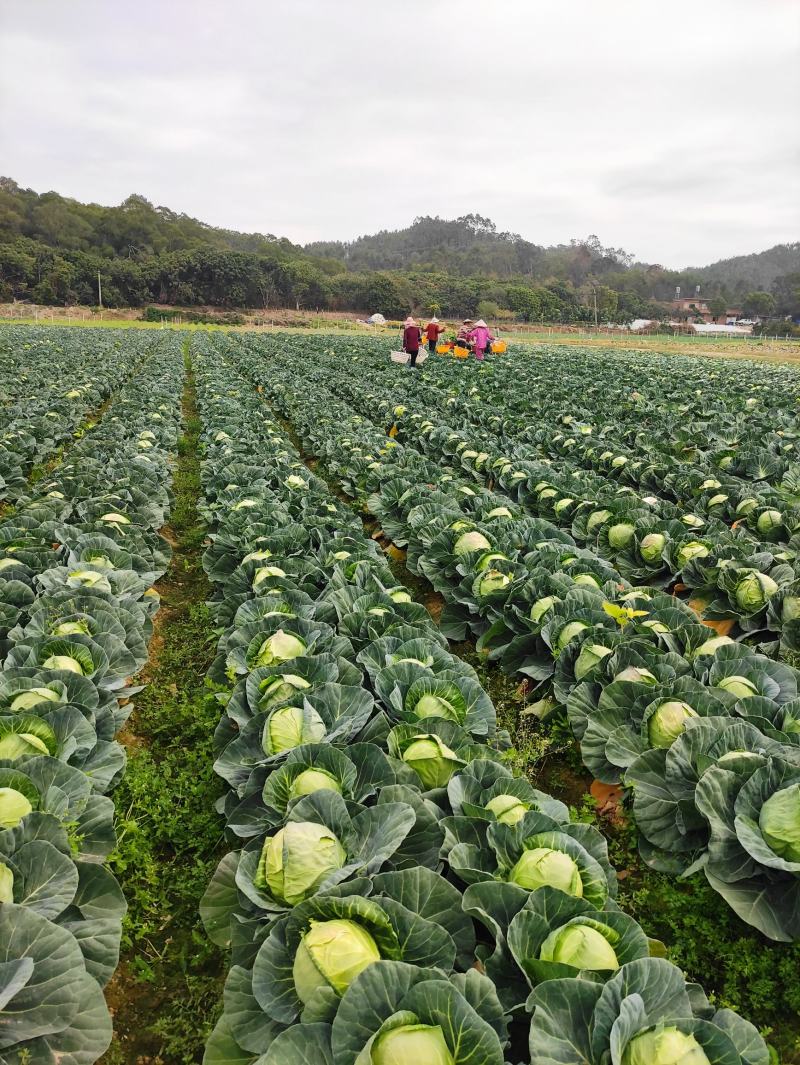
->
<box><xmin>102</xmin><ymin>347</ymin><xmax>224</xmax><ymax>1064</ymax></box>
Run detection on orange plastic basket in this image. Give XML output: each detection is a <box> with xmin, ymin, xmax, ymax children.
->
<box><xmin>436</xmin><ymin>343</ymin><xmax>450</xmax><ymax>354</ymax></box>
<box><xmin>453</xmin><ymin>345</ymin><xmax>469</xmax><ymax>359</ymax></box>
<box><xmin>491</xmin><ymin>341</ymin><xmax>507</xmax><ymax>354</ymax></box>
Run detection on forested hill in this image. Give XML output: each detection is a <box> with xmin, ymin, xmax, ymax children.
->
<box><xmin>0</xmin><ymin>178</ymin><xmax>797</xmax><ymax>321</ymax></box>
<box><xmin>307</xmin><ymin>215</ymin><xmax>635</xmax><ymax>279</ymax></box>
<box><xmin>691</xmin><ymin>243</ymin><xmax>800</xmax><ymax>292</ymax></box>
<box><xmin>307</xmin><ymin>215</ymin><xmax>799</xmax><ymax>290</ymax></box>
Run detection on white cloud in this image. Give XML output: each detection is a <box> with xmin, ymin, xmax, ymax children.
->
<box><xmin>0</xmin><ymin>0</ymin><xmax>798</xmax><ymax>266</ymax></box>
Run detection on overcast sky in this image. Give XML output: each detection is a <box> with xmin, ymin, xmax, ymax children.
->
<box><xmin>1</xmin><ymin>0</ymin><xmax>798</xmax><ymax>267</ymax></box>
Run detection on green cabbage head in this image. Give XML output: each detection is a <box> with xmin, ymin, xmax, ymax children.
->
<box><xmin>260</xmin><ymin>674</ymin><xmax>311</xmax><ymax>711</ymax></box>
<box><xmin>639</xmin><ymin>533</ymin><xmax>666</xmax><ymax>564</ymax></box>
<box><xmin>371</xmin><ymin>1023</ymin><xmax>455</xmax><ymax>1065</ymax></box>
<box><xmin>539</xmin><ymin>918</ymin><xmax>620</xmax><ymax>970</ymax></box>
<box><xmin>478</xmin><ymin>570</ymin><xmax>511</xmax><ymax>596</ymax></box>
<box><xmin>42</xmin><ymin>654</ymin><xmax>84</xmax><ymax>674</ymax></box>
<box><xmin>555</xmin><ymin>621</ymin><xmax>589</xmax><ymax>654</ymax></box>
<box><xmin>757</xmin><ymin>509</ymin><xmax>783</xmax><ymax>535</ymax></box>
<box><xmin>485</xmin><ymin>793</ymin><xmax>529</xmax><ymax>825</ymax></box>
<box><xmin>622</xmin><ymin>1027</ymin><xmax>710</xmax><ymax>1065</ymax></box>
<box><xmin>716</xmin><ymin>675</ymin><xmax>759</xmax><ymax>699</ymax></box>
<box><xmin>453</xmin><ymin>531</ymin><xmax>491</xmax><ymax>556</ymax></box>
<box><xmin>0</xmin><ymin>732</ymin><xmax>50</xmax><ymax>759</ymax></box>
<box><xmin>0</xmin><ymin>787</ymin><xmax>33</xmax><ymax>828</ymax></box>
<box><xmin>676</xmin><ymin>541</ymin><xmax>709</xmax><ymax>568</ymax></box>
<box><xmin>255</xmin><ymin>630</ymin><xmax>307</xmax><ymax>667</ymax></box>
<box><xmin>735</xmin><ymin>571</ymin><xmax>779</xmax><ymax>612</ymax></box>
<box><xmin>258</xmin><ymin>822</ymin><xmax>347</xmax><ymax>905</ymax></box>
<box><xmin>293</xmin><ymin>918</ymin><xmax>380</xmax><ymax>1001</ymax></box>
<box><xmin>586</xmin><ymin>509</ymin><xmax>612</xmax><ymax>534</ymax></box>
<box><xmin>0</xmin><ymin>861</ymin><xmax>12</xmax><ymax>903</ymax></box>
<box><xmin>759</xmin><ymin>783</ymin><xmax>800</xmax><ymax>863</ymax></box>
<box><xmin>648</xmin><ymin>701</ymin><xmax>699</xmax><ymax>749</ymax></box>
<box><xmin>289</xmin><ymin>768</ymin><xmax>343</xmax><ymax>800</ymax></box>
<box><xmin>9</xmin><ymin>687</ymin><xmax>60</xmax><ymax>712</ymax></box>
<box><xmin>509</xmin><ymin>847</ymin><xmax>583</xmax><ymax>896</ymax></box>
<box><xmin>608</xmin><ymin>523</ymin><xmax>635</xmax><ymax>549</ymax></box>
<box><xmin>402</xmin><ymin>736</ymin><xmax>465</xmax><ymax>789</ymax></box>
<box><xmin>693</xmin><ymin>635</ymin><xmax>734</xmax><ymax>658</ymax></box>
<box><xmin>267</xmin><ymin>705</ymin><xmax>327</xmax><ymax>754</ymax></box>
<box><xmin>574</xmin><ymin>642</ymin><xmax>613</xmax><ymax>681</ymax></box>
<box><xmin>530</xmin><ymin>596</ymin><xmax>559</xmax><ymax>624</ymax></box>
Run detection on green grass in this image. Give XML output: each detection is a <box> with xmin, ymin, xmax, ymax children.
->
<box><xmin>101</xmin><ymin>345</ymin><xmax>225</xmax><ymax>1065</ymax></box>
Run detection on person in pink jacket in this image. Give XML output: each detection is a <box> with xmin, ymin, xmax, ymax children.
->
<box><xmin>469</xmin><ymin>319</ymin><xmax>494</xmax><ymax>361</ymax></box>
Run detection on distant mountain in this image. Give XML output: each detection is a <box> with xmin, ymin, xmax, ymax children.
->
<box><xmin>306</xmin><ymin>215</ymin><xmax>635</xmax><ymax>283</ymax></box>
<box><xmin>307</xmin><ymin>215</ymin><xmax>800</xmax><ymax>298</ymax></box>
<box><xmin>690</xmin><ymin>243</ymin><xmax>800</xmax><ymax>292</ymax></box>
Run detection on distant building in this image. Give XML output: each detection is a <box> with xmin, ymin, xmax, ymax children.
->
<box><xmin>670</xmin><ymin>296</ymin><xmax>742</xmax><ymax>324</ymax></box>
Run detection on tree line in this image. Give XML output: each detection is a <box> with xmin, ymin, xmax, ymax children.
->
<box><xmin>0</xmin><ymin>179</ymin><xmax>797</xmax><ymax>323</ymax></box>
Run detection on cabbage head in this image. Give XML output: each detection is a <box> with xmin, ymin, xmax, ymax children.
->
<box><xmin>293</xmin><ymin>918</ymin><xmax>380</xmax><ymax>1001</ymax></box>
<box><xmin>402</xmin><ymin>736</ymin><xmax>465</xmax><ymax>789</ymax></box>
<box><xmin>530</xmin><ymin>595</ymin><xmax>559</xmax><ymax>624</ymax></box>
<box><xmin>289</xmin><ymin>768</ymin><xmax>343</xmax><ymax>800</ymax></box>
<box><xmin>676</xmin><ymin>541</ymin><xmax>710</xmax><ymax>569</ymax></box>
<box><xmin>266</xmin><ymin>704</ymin><xmax>327</xmax><ymax>754</ymax></box>
<box><xmin>0</xmin><ymin>787</ymin><xmax>33</xmax><ymax>828</ymax></box>
<box><xmin>757</xmin><ymin>509</ymin><xmax>783</xmax><ymax>535</ymax></box>
<box><xmin>639</xmin><ymin>533</ymin><xmax>666</xmax><ymax>564</ymax></box>
<box><xmin>485</xmin><ymin>794</ymin><xmax>529</xmax><ymax>825</ymax></box>
<box><xmin>716</xmin><ymin>675</ymin><xmax>759</xmax><ymax>700</ymax></box>
<box><xmin>648</xmin><ymin>701</ymin><xmax>699</xmax><ymax>749</ymax></box>
<box><xmin>539</xmin><ymin>917</ymin><xmax>620</xmax><ymax>971</ymax></box>
<box><xmin>555</xmin><ymin>621</ymin><xmax>589</xmax><ymax>654</ymax></box>
<box><xmin>509</xmin><ymin>847</ymin><xmax>583</xmax><ymax>896</ymax></box>
<box><xmin>574</xmin><ymin>642</ymin><xmax>613</xmax><ymax>681</ymax></box>
<box><xmin>759</xmin><ymin>783</ymin><xmax>800</xmax><ymax>862</ymax></box>
<box><xmin>255</xmin><ymin>630</ymin><xmax>307</xmax><ymax>667</ymax></box>
<box><xmin>258</xmin><ymin>822</ymin><xmax>347</xmax><ymax>905</ymax></box>
<box><xmin>453</xmin><ymin>531</ymin><xmax>491</xmax><ymax>556</ymax></box>
<box><xmin>735</xmin><ymin>571</ymin><xmax>779</xmax><ymax>613</ymax></box>
<box><xmin>607</xmin><ymin>523</ymin><xmax>635</xmax><ymax>549</ymax></box>
<box><xmin>371</xmin><ymin>1023</ymin><xmax>455</xmax><ymax>1065</ymax></box>
<box><xmin>622</xmin><ymin>1027</ymin><xmax>710</xmax><ymax>1065</ymax></box>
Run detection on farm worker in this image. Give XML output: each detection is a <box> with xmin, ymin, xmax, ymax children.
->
<box><xmin>456</xmin><ymin>320</ymin><xmax>474</xmax><ymax>348</ymax></box>
<box><xmin>424</xmin><ymin>317</ymin><xmax>444</xmax><ymax>353</ymax></box>
<box><xmin>470</xmin><ymin>319</ymin><xmax>494</xmax><ymax>361</ymax></box>
<box><xmin>402</xmin><ymin>316</ymin><xmax>423</xmax><ymax>368</ymax></box>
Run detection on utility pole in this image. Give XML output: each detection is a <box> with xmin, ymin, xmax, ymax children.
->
<box><xmin>97</xmin><ymin>270</ymin><xmax>103</xmax><ymax>309</ymax></box>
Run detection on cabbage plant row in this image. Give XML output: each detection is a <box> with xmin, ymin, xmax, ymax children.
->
<box><xmin>191</xmin><ymin>334</ymin><xmax>769</xmax><ymax>1065</ymax></box>
<box><xmin>0</xmin><ymin>330</ymin><xmax>183</xmax><ymax>1063</ymax></box>
<box><xmin>211</xmin><ymin>333</ymin><xmax>800</xmax><ymax>945</ymax></box>
<box><xmin>265</xmin><ymin>337</ymin><xmax>800</xmax><ymax>649</ymax></box>
<box><xmin>0</xmin><ymin>326</ymin><xmax>152</xmax><ymax>502</ymax></box>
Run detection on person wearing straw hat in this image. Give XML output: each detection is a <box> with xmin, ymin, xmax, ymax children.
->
<box><xmin>470</xmin><ymin>319</ymin><xmax>495</xmax><ymax>361</ymax></box>
<box><xmin>424</xmin><ymin>316</ymin><xmax>444</xmax><ymax>354</ymax></box>
<box><xmin>401</xmin><ymin>316</ymin><xmax>423</xmax><ymax>368</ymax></box>
<box><xmin>456</xmin><ymin>319</ymin><xmax>474</xmax><ymax>350</ymax></box>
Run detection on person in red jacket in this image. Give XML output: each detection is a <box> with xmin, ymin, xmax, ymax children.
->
<box><xmin>424</xmin><ymin>316</ymin><xmax>444</xmax><ymax>353</ymax></box>
<box><xmin>402</xmin><ymin>316</ymin><xmax>422</xmax><ymax>368</ymax></box>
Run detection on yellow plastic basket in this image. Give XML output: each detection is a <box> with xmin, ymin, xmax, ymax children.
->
<box><xmin>436</xmin><ymin>343</ymin><xmax>450</xmax><ymax>355</ymax></box>
<box><xmin>491</xmin><ymin>341</ymin><xmax>507</xmax><ymax>354</ymax></box>
<box><xmin>453</xmin><ymin>345</ymin><xmax>469</xmax><ymax>359</ymax></box>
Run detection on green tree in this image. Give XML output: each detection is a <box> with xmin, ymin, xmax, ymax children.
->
<box><xmin>708</xmin><ymin>296</ymin><xmax>728</xmax><ymax>320</ymax></box>
<box><xmin>772</xmin><ymin>272</ymin><xmax>800</xmax><ymax>317</ymax></box>
<box><xmin>742</xmin><ymin>291</ymin><xmax>776</xmax><ymax>318</ymax></box>
<box><xmin>476</xmin><ymin>299</ymin><xmax>501</xmax><ymax>321</ymax></box>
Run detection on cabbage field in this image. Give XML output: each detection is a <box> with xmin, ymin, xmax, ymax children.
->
<box><xmin>2</xmin><ymin>324</ymin><xmax>800</xmax><ymax>1065</ymax></box>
